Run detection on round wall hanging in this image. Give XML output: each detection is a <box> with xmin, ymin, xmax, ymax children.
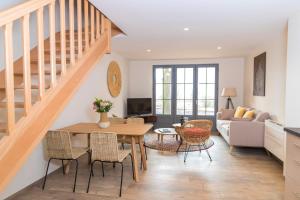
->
<box><xmin>107</xmin><ymin>61</ymin><xmax>122</xmax><ymax>97</ymax></box>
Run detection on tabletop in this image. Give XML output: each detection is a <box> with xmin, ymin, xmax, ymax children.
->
<box><xmin>60</xmin><ymin>122</ymin><xmax>153</xmax><ymax>136</ymax></box>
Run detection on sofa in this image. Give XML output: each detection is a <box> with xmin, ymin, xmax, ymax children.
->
<box><xmin>216</xmin><ymin>108</ymin><xmax>270</xmax><ymax>151</ymax></box>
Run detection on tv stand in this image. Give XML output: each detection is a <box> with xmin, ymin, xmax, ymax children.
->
<box><xmin>127</xmin><ymin>114</ymin><xmax>157</xmax><ymax>124</ymax></box>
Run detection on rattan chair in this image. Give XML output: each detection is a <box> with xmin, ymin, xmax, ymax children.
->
<box><xmin>109</xmin><ymin>117</ymin><xmax>126</xmax><ymax>125</ymax></box>
<box><xmin>86</xmin><ymin>132</ymin><xmax>134</xmax><ymax>197</ymax></box>
<box><xmin>176</xmin><ymin>120</ymin><xmax>213</xmax><ymax>162</ymax></box>
<box><xmin>123</xmin><ymin>118</ymin><xmax>148</xmax><ymax>164</ymax></box>
<box><xmin>42</xmin><ymin>130</ymin><xmax>89</xmax><ymax>192</ymax></box>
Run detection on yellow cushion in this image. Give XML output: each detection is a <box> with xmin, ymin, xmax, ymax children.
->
<box><xmin>234</xmin><ymin>106</ymin><xmax>247</xmax><ymax>118</ymax></box>
<box><xmin>243</xmin><ymin>110</ymin><xmax>255</xmax><ymax>119</ymax></box>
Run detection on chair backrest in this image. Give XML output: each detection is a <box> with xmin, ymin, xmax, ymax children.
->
<box><xmin>45</xmin><ymin>130</ymin><xmax>73</xmax><ymax>159</ymax></box>
<box><xmin>183</xmin><ymin>120</ymin><xmax>213</xmax><ymax>131</ymax></box>
<box><xmin>126</xmin><ymin>117</ymin><xmax>144</xmax><ymax>124</ymax></box>
<box><xmin>90</xmin><ymin>132</ymin><xmax>119</xmax><ymax>162</ymax></box>
<box><xmin>109</xmin><ymin>117</ymin><xmax>126</xmax><ymax>124</ymax></box>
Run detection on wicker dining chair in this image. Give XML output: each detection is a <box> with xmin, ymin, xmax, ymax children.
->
<box><xmin>123</xmin><ymin>118</ymin><xmax>148</xmax><ymax>165</ymax></box>
<box><xmin>42</xmin><ymin>130</ymin><xmax>89</xmax><ymax>192</ymax></box>
<box><xmin>86</xmin><ymin>132</ymin><xmax>134</xmax><ymax>197</ymax></box>
<box><xmin>176</xmin><ymin>120</ymin><xmax>213</xmax><ymax>162</ymax></box>
<box><xmin>109</xmin><ymin>117</ymin><xmax>126</xmax><ymax>125</ymax></box>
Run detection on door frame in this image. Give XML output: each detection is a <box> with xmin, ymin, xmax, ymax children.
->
<box><xmin>153</xmin><ymin>64</ymin><xmax>219</xmax><ymax>130</ymax></box>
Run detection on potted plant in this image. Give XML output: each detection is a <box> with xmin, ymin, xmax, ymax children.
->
<box><xmin>93</xmin><ymin>98</ymin><xmax>113</xmax><ymax>128</ymax></box>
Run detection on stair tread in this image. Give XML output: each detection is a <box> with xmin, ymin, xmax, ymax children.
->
<box><xmin>0</xmin><ymin>102</ymin><xmax>24</xmax><ymax>108</ymax></box>
<box><xmin>14</xmin><ymin>65</ymin><xmax>62</xmax><ymax>75</ymax></box>
<box><xmin>0</xmin><ymin>122</ymin><xmax>6</xmax><ymax>132</ymax></box>
<box><xmin>0</xmin><ymin>83</ymin><xmax>51</xmax><ymax>90</ymax></box>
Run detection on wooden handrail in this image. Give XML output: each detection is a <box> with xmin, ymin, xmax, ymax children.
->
<box><xmin>0</xmin><ymin>0</ymin><xmax>53</xmax><ymax>27</ymax></box>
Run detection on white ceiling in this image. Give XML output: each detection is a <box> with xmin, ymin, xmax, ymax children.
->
<box><xmin>91</xmin><ymin>0</ymin><xmax>300</xmax><ymax>60</ymax></box>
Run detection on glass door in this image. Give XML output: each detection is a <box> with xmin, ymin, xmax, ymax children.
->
<box><xmin>195</xmin><ymin>65</ymin><xmax>218</xmax><ymax>129</ymax></box>
<box><xmin>153</xmin><ymin>64</ymin><xmax>218</xmax><ymax>129</ymax></box>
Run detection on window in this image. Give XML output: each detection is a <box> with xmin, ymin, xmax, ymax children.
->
<box><xmin>197</xmin><ymin>67</ymin><xmax>216</xmax><ymax>116</ymax></box>
<box><xmin>154</xmin><ymin>68</ymin><xmax>172</xmax><ymax>115</ymax></box>
<box><xmin>176</xmin><ymin>68</ymin><xmax>194</xmax><ymax>115</ymax></box>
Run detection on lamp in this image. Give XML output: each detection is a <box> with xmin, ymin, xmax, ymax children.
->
<box><xmin>221</xmin><ymin>88</ymin><xmax>237</xmax><ymax>109</ymax></box>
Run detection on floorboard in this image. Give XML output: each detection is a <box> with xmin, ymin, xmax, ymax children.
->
<box><xmin>8</xmin><ymin>136</ymin><xmax>284</xmax><ymax>200</ymax></box>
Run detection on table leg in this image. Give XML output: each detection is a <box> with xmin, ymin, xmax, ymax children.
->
<box><xmin>161</xmin><ymin>135</ymin><xmax>164</xmax><ymax>144</ymax></box>
<box><xmin>139</xmin><ymin>136</ymin><xmax>147</xmax><ymax>170</ymax></box>
<box><xmin>131</xmin><ymin>136</ymin><xmax>139</xmax><ymax>182</ymax></box>
<box><xmin>64</xmin><ymin>161</ymin><xmax>70</xmax><ymax>174</ymax></box>
<box><xmin>87</xmin><ymin>134</ymin><xmax>91</xmax><ymax>164</ymax></box>
<box><xmin>157</xmin><ymin>134</ymin><xmax>160</xmax><ymax>141</ymax></box>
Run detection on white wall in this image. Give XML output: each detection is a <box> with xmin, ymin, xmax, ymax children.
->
<box><xmin>285</xmin><ymin>12</ymin><xmax>300</xmax><ymax>127</ymax></box>
<box><xmin>0</xmin><ymin>52</ymin><xmax>129</xmax><ymax>199</ymax></box>
<box><xmin>244</xmin><ymin>31</ymin><xmax>287</xmax><ymax>124</ymax></box>
<box><xmin>128</xmin><ymin>58</ymin><xmax>245</xmax><ymax>110</ymax></box>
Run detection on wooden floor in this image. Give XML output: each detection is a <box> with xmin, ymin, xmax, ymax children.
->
<box><xmin>9</xmin><ymin>135</ymin><xmax>284</xmax><ymax>200</ymax></box>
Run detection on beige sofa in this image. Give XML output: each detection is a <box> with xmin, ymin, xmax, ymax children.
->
<box><xmin>216</xmin><ymin>109</ymin><xmax>270</xmax><ymax>151</ymax></box>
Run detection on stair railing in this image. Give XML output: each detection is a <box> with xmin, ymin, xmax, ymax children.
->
<box><xmin>0</xmin><ymin>0</ymin><xmax>111</xmax><ymax>135</ymax></box>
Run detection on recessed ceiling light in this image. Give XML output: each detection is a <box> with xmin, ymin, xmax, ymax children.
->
<box><xmin>184</xmin><ymin>27</ymin><xmax>190</xmax><ymax>31</ymax></box>
<box><xmin>146</xmin><ymin>49</ymin><xmax>151</xmax><ymax>53</ymax></box>
<box><xmin>217</xmin><ymin>46</ymin><xmax>222</xmax><ymax>50</ymax></box>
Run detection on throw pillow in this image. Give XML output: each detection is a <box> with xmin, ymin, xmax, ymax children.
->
<box><xmin>220</xmin><ymin>109</ymin><xmax>235</xmax><ymax>120</ymax></box>
<box><xmin>234</xmin><ymin>106</ymin><xmax>247</xmax><ymax>118</ymax></box>
<box><xmin>243</xmin><ymin>110</ymin><xmax>255</xmax><ymax>120</ymax></box>
<box><xmin>254</xmin><ymin>112</ymin><xmax>270</xmax><ymax>122</ymax></box>
<box><xmin>230</xmin><ymin>117</ymin><xmax>252</xmax><ymax>121</ymax></box>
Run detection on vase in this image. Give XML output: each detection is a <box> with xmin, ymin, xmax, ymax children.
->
<box><xmin>98</xmin><ymin>112</ymin><xmax>110</xmax><ymax>128</ymax></box>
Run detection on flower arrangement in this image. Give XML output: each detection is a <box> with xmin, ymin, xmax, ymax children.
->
<box><xmin>93</xmin><ymin>98</ymin><xmax>113</xmax><ymax>113</ymax></box>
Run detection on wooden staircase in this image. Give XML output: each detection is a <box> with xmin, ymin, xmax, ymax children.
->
<box><xmin>0</xmin><ymin>0</ymin><xmax>122</xmax><ymax>191</ymax></box>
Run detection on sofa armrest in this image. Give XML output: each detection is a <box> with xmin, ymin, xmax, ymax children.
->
<box><xmin>216</xmin><ymin>112</ymin><xmax>222</xmax><ymax>120</ymax></box>
<box><xmin>229</xmin><ymin>121</ymin><xmax>265</xmax><ymax>147</ymax></box>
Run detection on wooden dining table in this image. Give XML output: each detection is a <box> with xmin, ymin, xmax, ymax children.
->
<box><xmin>59</xmin><ymin>122</ymin><xmax>153</xmax><ymax>182</ymax></box>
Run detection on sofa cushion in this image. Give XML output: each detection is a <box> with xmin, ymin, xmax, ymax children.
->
<box><xmin>242</xmin><ymin>110</ymin><xmax>255</xmax><ymax>120</ymax></box>
<box><xmin>254</xmin><ymin>112</ymin><xmax>270</xmax><ymax>122</ymax></box>
<box><xmin>230</xmin><ymin>117</ymin><xmax>252</xmax><ymax>121</ymax></box>
<box><xmin>183</xmin><ymin>127</ymin><xmax>210</xmax><ymax>137</ymax></box>
<box><xmin>219</xmin><ymin>109</ymin><xmax>235</xmax><ymax>120</ymax></box>
<box><xmin>234</xmin><ymin>106</ymin><xmax>247</xmax><ymax>118</ymax></box>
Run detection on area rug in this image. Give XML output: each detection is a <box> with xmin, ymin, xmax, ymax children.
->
<box><xmin>144</xmin><ymin>133</ymin><xmax>214</xmax><ymax>152</ymax></box>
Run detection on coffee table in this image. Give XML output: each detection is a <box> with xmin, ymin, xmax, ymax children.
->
<box><xmin>154</xmin><ymin>128</ymin><xmax>179</xmax><ymax>145</ymax></box>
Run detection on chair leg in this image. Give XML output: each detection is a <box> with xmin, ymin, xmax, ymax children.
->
<box><xmin>101</xmin><ymin>162</ymin><xmax>105</xmax><ymax>177</ymax></box>
<box><xmin>119</xmin><ymin>163</ymin><xmax>124</xmax><ymax>197</ymax></box>
<box><xmin>139</xmin><ymin>144</ymin><xmax>143</xmax><ymax>170</ymax></box>
<box><xmin>203</xmin><ymin>142</ymin><xmax>212</xmax><ymax>161</ymax></box>
<box><xmin>86</xmin><ymin>161</ymin><xmax>95</xmax><ymax>193</ymax></box>
<box><xmin>144</xmin><ymin>145</ymin><xmax>148</xmax><ymax>160</ymax></box>
<box><xmin>176</xmin><ymin>140</ymin><xmax>183</xmax><ymax>153</ymax></box>
<box><xmin>184</xmin><ymin>145</ymin><xmax>190</xmax><ymax>163</ymax></box>
<box><xmin>42</xmin><ymin>158</ymin><xmax>52</xmax><ymax>190</ymax></box>
<box><xmin>73</xmin><ymin>159</ymin><xmax>79</xmax><ymax>192</ymax></box>
<box><xmin>198</xmin><ymin>145</ymin><xmax>202</xmax><ymax>155</ymax></box>
<box><xmin>129</xmin><ymin>154</ymin><xmax>134</xmax><ymax>180</ymax></box>
<box><xmin>62</xmin><ymin>160</ymin><xmax>65</xmax><ymax>175</ymax></box>
<box><xmin>122</xmin><ymin>143</ymin><xmax>125</xmax><ymax>150</ymax></box>
<box><xmin>87</xmin><ymin>150</ymin><xmax>91</xmax><ymax>164</ymax></box>
<box><xmin>140</xmin><ymin>156</ymin><xmax>143</xmax><ymax>170</ymax></box>
<box><xmin>113</xmin><ymin>162</ymin><xmax>116</xmax><ymax>168</ymax></box>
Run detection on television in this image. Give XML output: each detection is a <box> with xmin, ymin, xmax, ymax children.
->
<box><xmin>127</xmin><ymin>98</ymin><xmax>152</xmax><ymax>116</ymax></box>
